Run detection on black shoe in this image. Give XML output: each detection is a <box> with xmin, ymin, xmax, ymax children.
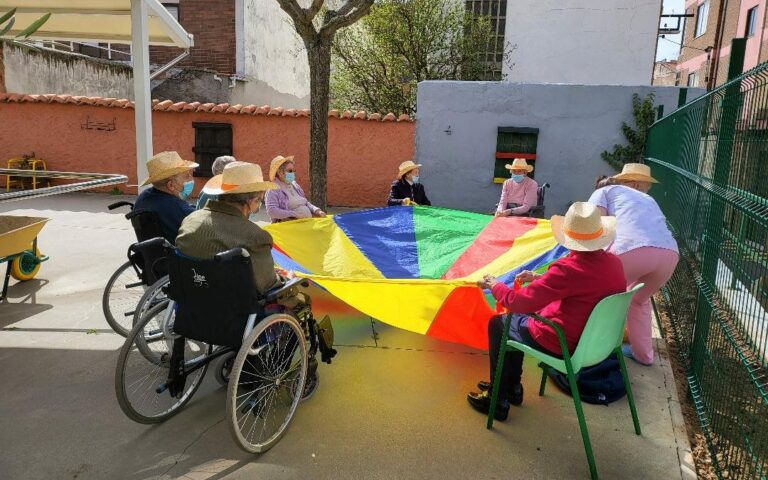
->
<box><xmin>476</xmin><ymin>381</ymin><xmax>524</xmax><ymax>406</ymax></box>
<box><xmin>467</xmin><ymin>391</ymin><xmax>509</xmax><ymax>421</ymax></box>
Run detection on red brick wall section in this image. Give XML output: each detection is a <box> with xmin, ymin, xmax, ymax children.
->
<box><xmin>150</xmin><ymin>0</ymin><xmax>237</xmax><ymax>75</ymax></box>
<box><xmin>0</xmin><ymin>102</ymin><xmax>415</xmax><ymax>208</ymax></box>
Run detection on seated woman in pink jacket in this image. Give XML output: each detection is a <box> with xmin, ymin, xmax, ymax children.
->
<box><xmin>471</xmin><ymin>202</ymin><xmax>626</xmax><ymax>421</ymax></box>
<box><xmin>495</xmin><ymin>158</ymin><xmax>539</xmax><ymax>217</ymax></box>
<box><xmin>265</xmin><ymin>155</ymin><xmax>326</xmax><ymax>223</ymax></box>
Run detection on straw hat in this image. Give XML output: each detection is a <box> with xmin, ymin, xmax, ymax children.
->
<box><xmin>140</xmin><ymin>151</ymin><xmax>198</xmax><ymax>187</ymax></box>
<box><xmin>550</xmin><ymin>202</ymin><xmax>616</xmax><ymax>252</ymax></box>
<box><xmin>504</xmin><ymin>158</ymin><xmax>533</xmax><ymax>173</ymax></box>
<box><xmin>269</xmin><ymin>155</ymin><xmax>295</xmax><ymax>181</ymax></box>
<box><xmin>612</xmin><ymin>163</ymin><xmax>658</xmax><ymax>183</ymax></box>
<box><xmin>202</xmin><ymin>161</ymin><xmax>277</xmax><ymax>195</ymax></box>
<box><xmin>398</xmin><ymin>160</ymin><xmax>422</xmax><ymax>178</ymax></box>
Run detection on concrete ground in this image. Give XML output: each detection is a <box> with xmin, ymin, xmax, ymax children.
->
<box><xmin>0</xmin><ymin>194</ymin><xmax>692</xmax><ymax>480</ymax></box>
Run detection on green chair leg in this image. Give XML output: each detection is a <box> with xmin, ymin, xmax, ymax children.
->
<box><xmin>487</xmin><ymin>346</ymin><xmax>508</xmax><ymax>430</ymax></box>
<box><xmin>539</xmin><ymin>365</ymin><xmax>548</xmax><ymax>396</ymax></box>
<box><xmin>567</xmin><ymin>368</ymin><xmax>598</xmax><ymax>480</ymax></box>
<box><xmin>616</xmin><ymin>347</ymin><xmax>642</xmax><ymax>435</ymax></box>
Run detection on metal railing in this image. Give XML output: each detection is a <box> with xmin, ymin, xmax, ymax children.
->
<box><xmin>646</xmin><ymin>62</ymin><xmax>768</xmax><ymax>479</ymax></box>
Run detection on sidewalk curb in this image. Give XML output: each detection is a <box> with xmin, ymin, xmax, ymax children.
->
<box><xmin>655</xmin><ymin>337</ymin><xmax>697</xmax><ymax>480</ymax></box>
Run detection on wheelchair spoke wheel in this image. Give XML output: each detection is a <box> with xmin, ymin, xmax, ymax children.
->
<box><xmin>115</xmin><ymin>303</ymin><xmax>210</xmax><ymax>424</ymax></box>
<box><xmin>103</xmin><ymin>261</ymin><xmax>145</xmax><ymax>337</ymax></box>
<box><xmin>132</xmin><ymin>275</ymin><xmax>169</xmax><ymax>330</ymax></box>
<box><xmin>227</xmin><ymin>313</ymin><xmax>307</xmax><ymax>453</ymax></box>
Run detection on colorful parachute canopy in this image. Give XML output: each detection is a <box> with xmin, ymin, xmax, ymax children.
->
<box><xmin>266</xmin><ymin>206</ymin><xmax>567</xmax><ymax>350</ymax></box>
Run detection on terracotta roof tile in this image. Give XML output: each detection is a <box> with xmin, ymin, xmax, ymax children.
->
<box><xmin>0</xmin><ymin>93</ymin><xmax>414</xmax><ymax>122</ymax></box>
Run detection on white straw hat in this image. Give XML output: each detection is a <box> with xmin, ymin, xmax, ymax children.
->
<box><xmin>550</xmin><ymin>202</ymin><xmax>616</xmax><ymax>252</ymax></box>
<box><xmin>398</xmin><ymin>160</ymin><xmax>422</xmax><ymax>178</ymax></box>
<box><xmin>612</xmin><ymin>163</ymin><xmax>658</xmax><ymax>183</ymax></box>
<box><xmin>202</xmin><ymin>161</ymin><xmax>278</xmax><ymax>195</ymax></box>
<box><xmin>504</xmin><ymin>158</ymin><xmax>534</xmax><ymax>173</ymax></box>
<box><xmin>269</xmin><ymin>155</ymin><xmax>295</xmax><ymax>181</ymax></box>
<box><xmin>140</xmin><ymin>151</ymin><xmax>198</xmax><ymax>187</ymax></box>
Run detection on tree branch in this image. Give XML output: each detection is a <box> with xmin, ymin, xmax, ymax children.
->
<box><xmin>275</xmin><ymin>0</ymin><xmax>318</xmax><ymax>38</ymax></box>
<box><xmin>320</xmin><ymin>0</ymin><xmax>374</xmax><ymax>38</ymax></box>
<box><xmin>304</xmin><ymin>0</ymin><xmax>325</xmax><ymax>21</ymax></box>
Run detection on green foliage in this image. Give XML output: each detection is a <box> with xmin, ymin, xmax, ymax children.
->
<box><xmin>0</xmin><ymin>8</ymin><xmax>51</xmax><ymax>40</ymax></box>
<box><xmin>601</xmin><ymin>93</ymin><xmax>657</xmax><ymax>172</ymax></box>
<box><xmin>331</xmin><ymin>0</ymin><xmax>512</xmax><ymax>115</ymax></box>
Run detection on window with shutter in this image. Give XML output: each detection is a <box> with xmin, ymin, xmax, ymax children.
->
<box><xmin>494</xmin><ymin>127</ymin><xmax>538</xmax><ymax>183</ymax></box>
<box><xmin>192</xmin><ymin>123</ymin><xmax>233</xmax><ymax>177</ymax></box>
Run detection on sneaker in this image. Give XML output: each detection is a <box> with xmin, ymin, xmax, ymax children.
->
<box><xmin>476</xmin><ymin>381</ymin><xmax>524</xmax><ymax>406</ymax></box>
<box><xmin>621</xmin><ymin>344</ymin><xmax>653</xmax><ymax>367</ymax></box>
<box><xmin>467</xmin><ymin>391</ymin><xmax>510</xmax><ymax>421</ymax></box>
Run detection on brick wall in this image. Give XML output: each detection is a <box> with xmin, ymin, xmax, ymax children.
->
<box><xmin>150</xmin><ymin>0</ymin><xmax>237</xmax><ymax>75</ymax></box>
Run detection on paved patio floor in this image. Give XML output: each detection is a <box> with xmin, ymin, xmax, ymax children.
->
<box><xmin>0</xmin><ymin>194</ymin><xmax>693</xmax><ymax>480</ymax></box>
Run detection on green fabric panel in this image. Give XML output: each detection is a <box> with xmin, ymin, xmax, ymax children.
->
<box><xmin>413</xmin><ymin>206</ymin><xmax>493</xmax><ymax>279</ymax></box>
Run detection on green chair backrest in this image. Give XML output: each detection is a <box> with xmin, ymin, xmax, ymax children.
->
<box><xmin>569</xmin><ymin>284</ymin><xmax>644</xmax><ymax>372</ymax></box>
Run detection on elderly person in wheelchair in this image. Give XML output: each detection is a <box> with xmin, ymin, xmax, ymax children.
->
<box><xmin>495</xmin><ymin>158</ymin><xmax>539</xmax><ymax>217</ymax></box>
<box><xmin>115</xmin><ymin>161</ymin><xmax>336</xmax><ymax>454</ymax></box>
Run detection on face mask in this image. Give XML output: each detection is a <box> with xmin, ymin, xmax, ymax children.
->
<box><xmin>412</xmin><ymin>176</ymin><xmax>420</xmax><ymax>184</ymax></box>
<box><xmin>285</xmin><ymin>172</ymin><xmax>296</xmax><ymax>183</ymax></box>
<box><xmin>180</xmin><ymin>180</ymin><xmax>194</xmax><ymax>199</ymax></box>
<box><xmin>511</xmin><ymin>175</ymin><xmax>524</xmax><ymax>184</ymax></box>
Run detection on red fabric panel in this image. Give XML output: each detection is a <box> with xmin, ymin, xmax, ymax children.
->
<box><xmin>426</xmin><ymin>286</ymin><xmax>498</xmax><ymax>350</ymax></box>
<box><xmin>442</xmin><ymin>216</ymin><xmax>538</xmax><ymax>280</ymax></box>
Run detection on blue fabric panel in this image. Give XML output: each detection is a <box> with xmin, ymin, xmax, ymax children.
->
<box><xmin>333</xmin><ymin>207</ymin><xmax>419</xmax><ymax>279</ymax></box>
<box><xmin>271</xmin><ymin>249</ymin><xmax>310</xmax><ymax>274</ymax></box>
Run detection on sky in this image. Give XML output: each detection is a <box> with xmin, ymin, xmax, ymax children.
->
<box><xmin>656</xmin><ymin>0</ymin><xmax>685</xmax><ymax>61</ymax></box>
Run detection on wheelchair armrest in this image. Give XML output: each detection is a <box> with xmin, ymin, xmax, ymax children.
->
<box><xmin>108</xmin><ymin>201</ymin><xmax>133</xmax><ymax>211</ymax></box>
<box><xmin>131</xmin><ymin>237</ymin><xmax>172</xmax><ymax>253</ymax></box>
<box><xmin>264</xmin><ymin>277</ymin><xmax>308</xmax><ymax>303</ymax></box>
<box><xmin>214</xmin><ymin>247</ymin><xmax>250</xmax><ymax>262</ymax></box>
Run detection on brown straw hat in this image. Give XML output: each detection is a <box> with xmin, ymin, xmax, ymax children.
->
<box><xmin>398</xmin><ymin>160</ymin><xmax>422</xmax><ymax>178</ymax></box>
<box><xmin>202</xmin><ymin>161</ymin><xmax>278</xmax><ymax>195</ymax></box>
<box><xmin>140</xmin><ymin>151</ymin><xmax>198</xmax><ymax>187</ymax></box>
<box><xmin>269</xmin><ymin>155</ymin><xmax>295</xmax><ymax>181</ymax></box>
<box><xmin>504</xmin><ymin>158</ymin><xmax>534</xmax><ymax>173</ymax></box>
<box><xmin>550</xmin><ymin>202</ymin><xmax>616</xmax><ymax>252</ymax></box>
<box><xmin>612</xmin><ymin>163</ymin><xmax>658</xmax><ymax>183</ymax></box>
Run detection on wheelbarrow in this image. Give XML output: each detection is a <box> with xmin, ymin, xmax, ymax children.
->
<box><xmin>0</xmin><ymin>215</ymin><xmax>49</xmax><ymax>300</ymax></box>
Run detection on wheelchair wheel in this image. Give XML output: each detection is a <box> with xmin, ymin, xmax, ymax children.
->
<box><xmin>227</xmin><ymin>313</ymin><xmax>307</xmax><ymax>453</ymax></box>
<box><xmin>115</xmin><ymin>303</ymin><xmax>210</xmax><ymax>424</ymax></box>
<box><xmin>103</xmin><ymin>261</ymin><xmax>145</xmax><ymax>337</ymax></box>
<box><xmin>213</xmin><ymin>351</ymin><xmax>237</xmax><ymax>387</ymax></box>
<box><xmin>301</xmin><ymin>371</ymin><xmax>319</xmax><ymax>402</ymax></box>
<box><xmin>132</xmin><ymin>275</ymin><xmax>169</xmax><ymax>330</ymax></box>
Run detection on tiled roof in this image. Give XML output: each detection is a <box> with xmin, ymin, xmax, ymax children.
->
<box><xmin>0</xmin><ymin>93</ymin><xmax>415</xmax><ymax>122</ymax></box>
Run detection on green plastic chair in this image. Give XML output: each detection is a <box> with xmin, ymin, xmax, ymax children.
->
<box><xmin>487</xmin><ymin>284</ymin><xmax>644</xmax><ymax>480</ymax></box>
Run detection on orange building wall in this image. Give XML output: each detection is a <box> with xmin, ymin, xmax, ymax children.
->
<box><xmin>0</xmin><ymin>102</ymin><xmax>415</xmax><ymax>207</ymax></box>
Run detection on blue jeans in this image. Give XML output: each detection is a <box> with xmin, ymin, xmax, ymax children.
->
<box><xmin>488</xmin><ymin>314</ymin><xmax>557</xmax><ymax>398</ymax></box>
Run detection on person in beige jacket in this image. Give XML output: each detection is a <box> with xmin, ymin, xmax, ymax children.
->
<box><xmin>176</xmin><ymin>161</ymin><xmax>282</xmax><ymax>296</ymax></box>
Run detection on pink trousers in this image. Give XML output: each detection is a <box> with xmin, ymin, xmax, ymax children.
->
<box><xmin>618</xmin><ymin>247</ymin><xmax>679</xmax><ymax>365</ymax></box>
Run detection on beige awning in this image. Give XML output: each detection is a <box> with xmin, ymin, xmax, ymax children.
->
<box><xmin>0</xmin><ymin>0</ymin><xmax>193</xmax><ymax>47</ymax></box>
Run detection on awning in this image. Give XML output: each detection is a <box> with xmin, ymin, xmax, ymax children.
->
<box><xmin>0</xmin><ymin>0</ymin><xmax>192</xmax><ymax>48</ymax></box>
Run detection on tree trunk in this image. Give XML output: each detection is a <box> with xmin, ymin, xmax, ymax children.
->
<box><xmin>306</xmin><ymin>37</ymin><xmax>332</xmax><ymax>210</ymax></box>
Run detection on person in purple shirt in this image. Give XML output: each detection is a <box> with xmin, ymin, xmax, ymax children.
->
<box><xmin>265</xmin><ymin>155</ymin><xmax>326</xmax><ymax>223</ymax></box>
<box><xmin>133</xmin><ymin>151</ymin><xmax>197</xmax><ymax>244</ymax></box>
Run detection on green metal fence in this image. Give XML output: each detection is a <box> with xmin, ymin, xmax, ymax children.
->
<box><xmin>646</xmin><ymin>62</ymin><xmax>768</xmax><ymax>479</ymax></box>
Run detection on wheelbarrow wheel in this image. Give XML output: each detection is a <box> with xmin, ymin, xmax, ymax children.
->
<box><xmin>10</xmin><ymin>246</ymin><xmax>42</xmax><ymax>281</ymax></box>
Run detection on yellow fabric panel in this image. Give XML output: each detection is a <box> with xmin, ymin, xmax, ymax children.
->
<box><xmin>461</xmin><ymin>220</ymin><xmax>559</xmax><ymax>280</ymax></box>
<box><xmin>265</xmin><ymin>217</ymin><xmax>384</xmax><ymax>279</ymax></box>
<box><xmin>302</xmin><ymin>275</ymin><xmax>467</xmax><ymax>334</ymax></box>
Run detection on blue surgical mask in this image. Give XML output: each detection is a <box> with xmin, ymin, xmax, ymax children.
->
<box><xmin>412</xmin><ymin>176</ymin><xmax>420</xmax><ymax>184</ymax></box>
<box><xmin>180</xmin><ymin>180</ymin><xmax>194</xmax><ymax>199</ymax></box>
<box><xmin>511</xmin><ymin>175</ymin><xmax>524</xmax><ymax>184</ymax></box>
<box><xmin>285</xmin><ymin>172</ymin><xmax>296</xmax><ymax>183</ymax></box>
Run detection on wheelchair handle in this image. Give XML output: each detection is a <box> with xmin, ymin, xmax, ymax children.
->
<box><xmin>108</xmin><ymin>201</ymin><xmax>134</xmax><ymax>211</ymax></box>
<box><xmin>214</xmin><ymin>247</ymin><xmax>250</xmax><ymax>263</ymax></box>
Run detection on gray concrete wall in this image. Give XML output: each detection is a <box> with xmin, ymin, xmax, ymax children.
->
<box><xmin>3</xmin><ymin>43</ymin><xmax>133</xmax><ymax>99</ymax></box>
<box><xmin>415</xmin><ymin>81</ymin><xmax>705</xmax><ymax>216</ymax></box>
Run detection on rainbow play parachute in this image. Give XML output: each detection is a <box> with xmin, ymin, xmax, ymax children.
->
<box><xmin>266</xmin><ymin>206</ymin><xmax>567</xmax><ymax>350</ymax></box>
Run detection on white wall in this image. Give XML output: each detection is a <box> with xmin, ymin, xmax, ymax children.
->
<box><xmin>238</xmin><ymin>0</ymin><xmax>310</xmax><ymax>108</ymax></box>
<box><xmin>503</xmin><ymin>0</ymin><xmax>662</xmax><ymax>85</ymax></box>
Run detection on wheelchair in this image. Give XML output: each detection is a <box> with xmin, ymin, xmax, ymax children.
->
<box><xmin>102</xmin><ymin>201</ymin><xmax>169</xmax><ymax>337</ymax></box>
<box><xmin>115</xmin><ymin>238</ymin><xmax>337</xmax><ymax>453</ymax></box>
